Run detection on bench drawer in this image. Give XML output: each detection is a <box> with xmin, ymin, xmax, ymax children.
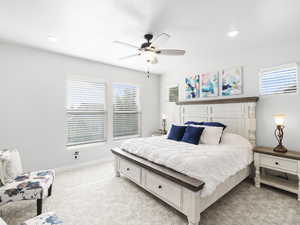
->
<box><xmin>119</xmin><ymin>159</ymin><xmax>141</xmax><ymax>183</ymax></box>
<box><xmin>260</xmin><ymin>154</ymin><xmax>298</xmax><ymax>174</ymax></box>
<box><xmin>145</xmin><ymin>171</ymin><xmax>181</xmax><ymax>208</ymax></box>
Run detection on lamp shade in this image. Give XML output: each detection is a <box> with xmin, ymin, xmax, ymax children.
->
<box><xmin>162</xmin><ymin>114</ymin><xmax>167</xmax><ymax>120</ymax></box>
<box><xmin>273</xmin><ymin>114</ymin><xmax>286</xmax><ymax>126</ymax></box>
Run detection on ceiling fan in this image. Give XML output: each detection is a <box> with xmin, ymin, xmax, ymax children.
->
<box><xmin>114</xmin><ymin>33</ymin><xmax>186</xmax><ymax>64</ymax></box>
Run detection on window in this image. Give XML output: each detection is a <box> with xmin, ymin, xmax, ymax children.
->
<box><xmin>113</xmin><ymin>84</ymin><xmax>140</xmax><ymax>138</ymax></box>
<box><xmin>260</xmin><ymin>63</ymin><xmax>298</xmax><ymax>96</ymax></box>
<box><xmin>66</xmin><ymin>80</ymin><xmax>106</xmax><ymax>146</ymax></box>
<box><xmin>169</xmin><ymin>86</ymin><xmax>179</xmax><ymax>102</ymax></box>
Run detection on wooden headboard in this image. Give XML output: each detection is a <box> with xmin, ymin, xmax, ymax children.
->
<box><xmin>177</xmin><ymin>97</ymin><xmax>258</xmax><ymax>146</ymax></box>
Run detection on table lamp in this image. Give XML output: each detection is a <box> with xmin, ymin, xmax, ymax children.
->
<box><xmin>161</xmin><ymin>114</ymin><xmax>167</xmax><ymax>135</ymax></box>
<box><xmin>273</xmin><ymin>114</ymin><xmax>288</xmax><ymax>153</ymax></box>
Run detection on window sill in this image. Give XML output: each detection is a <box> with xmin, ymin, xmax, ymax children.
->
<box><xmin>113</xmin><ymin>135</ymin><xmax>141</xmax><ymax>141</ymax></box>
<box><xmin>67</xmin><ymin>141</ymin><xmax>106</xmax><ymax>151</ymax></box>
<box><xmin>66</xmin><ymin>135</ymin><xmax>141</xmax><ymax>151</ymax></box>
<box><xmin>260</xmin><ymin>92</ymin><xmax>299</xmax><ymax>97</ymax></box>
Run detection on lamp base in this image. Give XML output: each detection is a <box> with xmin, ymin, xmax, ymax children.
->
<box><xmin>273</xmin><ymin>144</ymin><xmax>288</xmax><ymax>153</ymax></box>
<box><xmin>159</xmin><ymin>129</ymin><xmax>167</xmax><ymax>135</ymax></box>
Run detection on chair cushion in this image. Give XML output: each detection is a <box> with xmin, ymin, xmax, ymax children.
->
<box><xmin>0</xmin><ymin>218</ymin><xmax>7</xmax><ymax>225</ymax></box>
<box><xmin>21</xmin><ymin>212</ymin><xmax>63</xmax><ymax>225</ymax></box>
<box><xmin>0</xmin><ymin>149</ymin><xmax>23</xmax><ymax>185</ymax></box>
<box><xmin>0</xmin><ymin>169</ymin><xmax>55</xmax><ymax>205</ymax></box>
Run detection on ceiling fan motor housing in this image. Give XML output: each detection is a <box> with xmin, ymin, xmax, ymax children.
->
<box><xmin>144</xmin><ymin>33</ymin><xmax>153</xmax><ymax>42</ymax></box>
<box><xmin>141</xmin><ymin>34</ymin><xmax>153</xmax><ymax>49</ymax></box>
<box><xmin>141</xmin><ymin>42</ymin><xmax>151</xmax><ymax>49</ymax></box>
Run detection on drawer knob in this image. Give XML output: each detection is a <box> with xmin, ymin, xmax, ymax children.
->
<box><xmin>158</xmin><ymin>185</ymin><xmax>162</xmax><ymax>189</ymax></box>
<box><xmin>275</xmin><ymin>162</ymin><xmax>279</xmax><ymax>165</ymax></box>
<box><xmin>126</xmin><ymin>168</ymin><xmax>130</xmax><ymax>171</ymax></box>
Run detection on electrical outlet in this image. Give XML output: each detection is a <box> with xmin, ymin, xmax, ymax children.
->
<box><xmin>74</xmin><ymin>151</ymin><xmax>80</xmax><ymax>160</ymax></box>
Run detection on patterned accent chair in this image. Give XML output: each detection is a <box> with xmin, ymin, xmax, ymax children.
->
<box><xmin>0</xmin><ymin>212</ymin><xmax>63</xmax><ymax>225</ymax></box>
<box><xmin>0</xmin><ymin>217</ymin><xmax>7</xmax><ymax>225</ymax></box>
<box><xmin>0</xmin><ymin>169</ymin><xmax>55</xmax><ymax>215</ymax></box>
<box><xmin>21</xmin><ymin>212</ymin><xmax>63</xmax><ymax>225</ymax></box>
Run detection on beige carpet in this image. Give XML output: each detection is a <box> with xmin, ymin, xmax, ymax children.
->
<box><xmin>1</xmin><ymin>161</ymin><xmax>300</xmax><ymax>225</ymax></box>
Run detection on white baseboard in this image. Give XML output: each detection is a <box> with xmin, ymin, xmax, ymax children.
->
<box><xmin>55</xmin><ymin>157</ymin><xmax>114</xmax><ymax>174</ymax></box>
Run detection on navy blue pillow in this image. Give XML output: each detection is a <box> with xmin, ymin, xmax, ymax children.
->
<box><xmin>181</xmin><ymin>126</ymin><xmax>205</xmax><ymax>145</ymax></box>
<box><xmin>167</xmin><ymin>125</ymin><xmax>186</xmax><ymax>141</ymax></box>
<box><xmin>184</xmin><ymin>121</ymin><xmax>204</xmax><ymax>126</ymax></box>
<box><xmin>202</xmin><ymin>122</ymin><xmax>226</xmax><ymax>130</ymax></box>
<box><xmin>184</xmin><ymin>121</ymin><xmax>226</xmax><ymax>130</ymax></box>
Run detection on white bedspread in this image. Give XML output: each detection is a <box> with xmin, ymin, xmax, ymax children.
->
<box><xmin>120</xmin><ymin>136</ymin><xmax>253</xmax><ymax>197</ymax></box>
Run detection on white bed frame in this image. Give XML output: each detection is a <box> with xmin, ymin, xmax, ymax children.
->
<box><xmin>113</xmin><ymin>98</ymin><xmax>257</xmax><ymax>225</ymax></box>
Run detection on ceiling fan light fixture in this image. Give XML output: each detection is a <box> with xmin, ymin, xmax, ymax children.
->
<box><xmin>144</xmin><ymin>51</ymin><xmax>157</xmax><ymax>64</ymax></box>
<box><xmin>147</xmin><ymin>57</ymin><xmax>158</xmax><ymax>64</ymax></box>
<box><xmin>227</xmin><ymin>30</ymin><xmax>239</xmax><ymax>38</ymax></box>
<box><xmin>116</xmin><ymin>33</ymin><xmax>185</xmax><ymax>64</ymax></box>
<box><xmin>47</xmin><ymin>35</ymin><xmax>58</xmax><ymax>42</ymax></box>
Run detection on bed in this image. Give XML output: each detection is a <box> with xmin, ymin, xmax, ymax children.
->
<box><xmin>111</xmin><ymin>97</ymin><xmax>258</xmax><ymax>225</ymax></box>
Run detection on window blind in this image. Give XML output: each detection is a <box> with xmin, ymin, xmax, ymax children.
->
<box><xmin>169</xmin><ymin>86</ymin><xmax>179</xmax><ymax>102</ymax></box>
<box><xmin>113</xmin><ymin>84</ymin><xmax>140</xmax><ymax>138</ymax></box>
<box><xmin>66</xmin><ymin>80</ymin><xmax>106</xmax><ymax>146</ymax></box>
<box><xmin>260</xmin><ymin>64</ymin><xmax>298</xmax><ymax>96</ymax></box>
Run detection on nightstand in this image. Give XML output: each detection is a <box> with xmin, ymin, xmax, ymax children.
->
<box><xmin>253</xmin><ymin>146</ymin><xmax>300</xmax><ymax>201</ymax></box>
<box><xmin>152</xmin><ymin>130</ymin><xmax>167</xmax><ymax>137</ymax></box>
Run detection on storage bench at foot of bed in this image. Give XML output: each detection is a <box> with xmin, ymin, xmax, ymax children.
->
<box><xmin>112</xmin><ymin>147</ymin><xmax>204</xmax><ymax>225</ymax></box>
<box><xmin>112</xmin><ymin>148</ymin><xmax>250</xmax><ymax>225</ymax></box>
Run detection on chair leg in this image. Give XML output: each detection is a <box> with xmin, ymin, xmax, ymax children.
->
<box><xmin>48</xmin><ymin>184</ymin><xmax>53</xmax><ymax>197</ymax></box>
<box><xmin>37</xmin><ymin>198</ymin><xmax>43</xmax><ymax>215</ymax></box>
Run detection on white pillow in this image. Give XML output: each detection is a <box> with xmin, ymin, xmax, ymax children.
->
<box><xmin>221</xmin><ymin>132</ymin><xmax>253</xmax><ymax>148</ymax></box>
<box><xmin>0</xmin><ymin>149</ymin><xmax>23</xmax><ymax>184</ymax></box>
<box><xmin>189</xmin><ymin>125</ymin><xmax>224</xmax><ymax>145</ymax></box>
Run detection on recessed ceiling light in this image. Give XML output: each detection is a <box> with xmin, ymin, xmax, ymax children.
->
<box><xmin>47</xmin><ymin>36</ymin><xmax>58</xmax><ymax>42</ymax></box>
<box><xmin>227</xmin><ymin>30</ymin><xmax>239</xmax><ymax>38</ymax></box>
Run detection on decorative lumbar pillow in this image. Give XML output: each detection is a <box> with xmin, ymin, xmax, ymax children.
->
<box><xmin>167</xmin><ymin>125</ymin><xmax>186</xmax><ymax>141</ymax></box>
<box><xmin>0</xmin><ymin>149</ymin><xmax>23</xmax><ymax>184</ymax></box>
<box><xmin>181</xmin><ymin>126</ymin><xmax>205</xmax><ymax>145</ymax></box>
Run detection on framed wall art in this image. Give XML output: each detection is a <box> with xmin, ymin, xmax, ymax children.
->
<box><xmin>221</xmin><ymin>67</ymin><xmax>243</xmax><ymax>96</ymax></box>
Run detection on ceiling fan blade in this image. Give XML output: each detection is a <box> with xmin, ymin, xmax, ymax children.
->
<box><xmin>157</xmin><ymin>49</ymin><xmax>186</xmax><ymax>55</ymax></box>
<box><xmin>150</xmin><ymin>33</ymin><xmax>170</xmax><ymax>47</ymax></box>
<box><xmin>113</xmin><ymin>41</ymin><xmax>140</xmax><ymax>49</ymax></box>
<box><xmin>119</xmin><ymin>53</ymin><xmax>141</xmax><ymax>60</ymax></box>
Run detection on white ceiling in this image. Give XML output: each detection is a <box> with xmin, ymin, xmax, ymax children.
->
<box><xmin>1</xmin><ymin>0</ymin><xmax>300</xmax><ymax>74</ymax></box>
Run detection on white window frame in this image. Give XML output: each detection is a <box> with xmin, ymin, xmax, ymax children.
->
<box><xmin>259</xmin><ymin>63</ymin><xmax>298</xmax><ymax>96</ymax></box>
<box><xmin>66</xmin><ymin>77</ymin><xmax>108</xmax><ymax>147</ymax></box>
<box><xmin>112</xmin><ymin>83</ymin><xmax>141</xmax><ymax>140</ymax></box>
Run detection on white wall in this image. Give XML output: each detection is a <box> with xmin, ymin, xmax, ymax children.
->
<box><xmin>160</xmin><ymin>41</ymin><xmax>300</xmax><ymax>151</ymax></box>
<box><xmin>0</xmin><ymin>42</ymin><xmax>160</xmax><ymax>171</ymax></box>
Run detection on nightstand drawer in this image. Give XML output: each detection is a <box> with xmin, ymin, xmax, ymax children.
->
<box><xmin>260</xmin><ymin>154</ymin><xmax>298</xmax><ymax>174</ymax></box>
